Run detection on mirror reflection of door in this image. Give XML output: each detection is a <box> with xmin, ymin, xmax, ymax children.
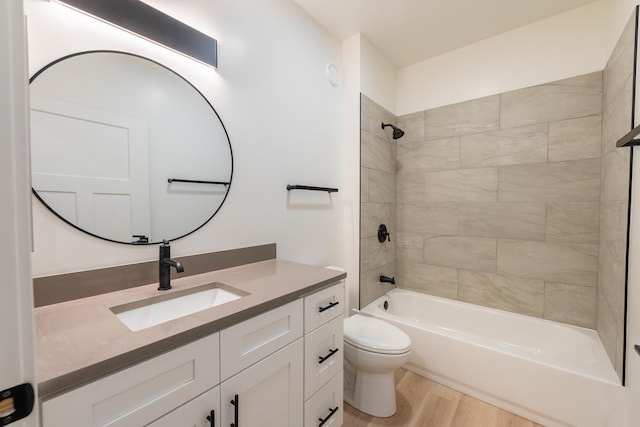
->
<box><xmin>29</xmin><ymin>51</ymin><xmax>233</xmax><ymax>244</ymax></box>
<box><xmin>31</xmin><ymin>95</ymin><xmax>151</xmax><ymax>242</ymax></box>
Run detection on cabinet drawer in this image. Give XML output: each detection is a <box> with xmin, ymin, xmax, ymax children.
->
<box><xmin>42</xmin><ymin>334</ymin><xmax>219</xmax><ymax>427</ymax></box>
<box><xmin>304</xmin><ymin>371</ymin><xmax>343</xmax><ymax>427</ymax></box>
<box><xmin>304</xmin><ymin>315</ymin><xmax>343</xmax><ymax>399</ymax></box>
<box><xmin>304</xmin><ymin>281</ymin><xmax>344</xmax><ymax>333</ymax></box>
<box><xmin>220</xmin><ymin>299</ymin><xmax>303</xmax><ymax>381</ymax></box>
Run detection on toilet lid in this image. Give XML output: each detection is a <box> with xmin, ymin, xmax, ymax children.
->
<box><xmin>343</xmin><ymin>314</ymin><xmax>411</xmax><ymax>355</ymax></box>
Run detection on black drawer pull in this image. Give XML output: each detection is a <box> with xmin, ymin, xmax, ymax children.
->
<box><xmin>318</xmin><ymin>406</ymin><xmax>339</xmax><ymax>427</ymax></box>
<box><xmin>318</xmin><ymin>301</ymin><xmax>339</xmax><ymax>313</ymax></box>
<box><xmin>635</xmin><ymin>344</ymin><xmax>640</xmax><ymax>356</ymax></box>
<box><xmin>318</xmin><ymin>348</ymin><xmax>339</xmax><ymax>364</ymax></box>
<box><xmin>230</xmin><ymin>394</ymin><xmax>238</xmax><ymax>427</ymax></box>
<box><xmin>206</xmin><ymin>409</ymin><xmax>215</xmax><ymax>427</ymax></box>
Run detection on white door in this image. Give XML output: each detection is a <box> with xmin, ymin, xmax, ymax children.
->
<box><xmin>220</xmin><ymin>339</ymin><xmax>303</xmax><ymax>427</ymax></box>
<box><xmin>0</xmin><ymin>0</ymin><xmax>38</xmax><ymax>426</ymax></box>
<box><xmin>30</xmin><ymin>95</ymin><xmax>151</xmax><ymax>243</ymax></box>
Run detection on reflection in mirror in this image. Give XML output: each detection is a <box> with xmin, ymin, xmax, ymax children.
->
<box><xmin>29</xmin><ymin>51</ymin><xmax>233</xmax><ymax>244</ymax></box>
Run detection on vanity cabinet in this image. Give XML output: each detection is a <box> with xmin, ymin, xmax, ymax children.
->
<box><xmin>40</xmin><ymin>280</ymin><xmax>345</xmax><ymax>427</ymax></box>
<box><xmin>41</xmin><ymin>333</ymin><xmax>220</xmax><ymax>427</ymax></box>
<box><xmin>303</xmin><ymin>281</ymin><xmax>344</xmax><ymax>427</ymax></box>
<box><xmin>219</xmin><ymin>299</ymin><xmax>304</xmax><ymax>426</ymax></box>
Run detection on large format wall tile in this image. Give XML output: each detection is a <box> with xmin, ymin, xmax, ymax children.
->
<box><xmin>360</xmin><ymin>261</ymin><xmax>396</xmax><ymax>307</ymax></box>
<box><xmin>598</xmin><ymin>9</ymin><xmax>634</xmax><ymax>382</ymax></box>
<box><xmin>361</xmin><ymin>94</ymin><xmax>396</xmax><ymax>140</ymax></box>
<box><xmin>604</xmin><ymin>11</ymin><xmax>636</xmax><ymax>109</ymax></box>
<box><xmin>361</xmin><ymin>95</ymin><xmax>397</xmax><ymax>310</ymax></box>
<box><xmin>360</xmin><ymin>166</ymin><xmax>369</xmax><ymax>203</ymax></box>
<box><xmin>397</xmin><ymin>204</ymin><xmax>459</xmax><ymax>234</ymax></box>
<box><xmin>458</xmin><ymin>270</ymin><xmax>544</xmax><ymax>317</ymax></box>
<box><xmin>601</xmin><ymin>146</ymin><xmax>631</xmax><ymax>203</ymax></box>
<box><xmin>397</xmin><ymin>137</ymin><xmax>460</xmax><ymax>173</ymax></box>
<box><xmin>548</xmin><ymin>115</ymin><xmax>602</xmax><ymax>162</ymax></box>
<box><xmin>499</xmin><ymin>159</ymin><xmax>601</xmax><ymax>202</ymax></box>
<box><xmin>546</xmin><ymin>202</ymin><xmax>600</xmax><ymax>244</ymax></box>
<box><xmin>603</xmin><ymin>75</ymin><xmax>633</xmax><ymax>153</ymax></box>
<box><xmin>599</xmin><ymin>200</ymin><xmax>628</xmax><ymax>319</ymax></box>
<box><xmin>425</xmin><ymin>95</ymin><xmax>500</xmax><ymax>140</ymax></box>
<box><xmin>544</xmin><ymin>282</ymin><xmax>596</xmax><ymax>328</ymax></box>
<box><xmin>500</xmin><ymin>72</ymin><xmax>602</xmax><ymax>129</ymax></box>
<box><xmin>397</xmin><ymin>172</ymin><xmax>426</xmax><ymax>206</ymax></box>
<box><xmin>498</xmin><ymin>239</ymin><xmax>598</xmax><ymax>286</ymax></box>
<box><xmin>368</xmin><ymin>169</ymin><xmax>396</xmax><ymax>203</ymax></box>
<box><xmin>361</xmin><ymin>130</ymin><xmax>396</xmax><ymax>173</ymax></box>
<box><xmin>396</xmin><ymin>232</ymin><xmax>425</xmax><ymax>264</ymax></box>
<box><xmin>597</xmin><ymin>291</ymin><xmax>621</xmax><ymax>377</ymax></box>
<box><xmin>397</xmin><ymin>111</ymin><xmax>426</xmax><ymax>143</ymax></box>
<box><xmin>460</xmin><ymin>124</ymin><xmax>548</xmax><ymax>167</ymax></box>
<box><xmin>361</xmin><ymin>202</ymin><xmax>394</xmax><ymax>239</ymax></box>
<box><xmin>458</xmin><ymin>202</ymin><xmax>546</xmax><ymax>240</ymax></box>
<box><xmin>424</xmin><ymin>236</ymin><xmax>497</xmax><ymax>273</ymax></box>
<box><xmin>424</xmin><ymin>168</ymin><xmax>498</xmax><ymax>202</ymax></box>
<box><xmin>361</xmin><ymin>235</ymin><xmax>395</xmax><ymax>272</ymax></box>
<box><xmin>397</xmin><ymin>261</ymin><xmax>458</xmax><ymax>299</ymax></box>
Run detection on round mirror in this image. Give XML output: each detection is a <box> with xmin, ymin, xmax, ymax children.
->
<box><xmin>29</xmin><ymin>51</ymin><xmax>233</xmax><ymax>244</ymax></box>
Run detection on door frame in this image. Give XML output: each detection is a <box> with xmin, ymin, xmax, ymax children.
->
<box><xmin>0</xmin><ymin>0</ymin><xmax>38</xmax><ymax>425</ymax></box>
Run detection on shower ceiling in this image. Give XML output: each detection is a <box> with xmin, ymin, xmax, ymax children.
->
<box><xmin>291</xmin><ymin>0</ymin><xmax>601</xmax><ymax>67</ymax></box>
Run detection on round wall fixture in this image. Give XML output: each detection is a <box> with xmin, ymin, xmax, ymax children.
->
<box><xmin>326</xmin><ymin>63</ymin><xmax>342</xmax><ymax>87</ymax></box>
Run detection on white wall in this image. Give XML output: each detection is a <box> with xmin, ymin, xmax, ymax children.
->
<box><xmin>359</xmin><ymin>35</ymin><xmax>397</xmax><ymax>115</ymax></box>
<box><xmin>396</xmin><ymin>0</ymin><xmax>608</xmax><ymax>114</ymax></box>
<box><xmin>26</xmin><ymin>0</ymin><xmax>345</xmax><ymax>277</ymax></box>
<box><xmin>342</xmin><ymin>34</ymin><xmax>361</xmax><ymax>315</ymax></box>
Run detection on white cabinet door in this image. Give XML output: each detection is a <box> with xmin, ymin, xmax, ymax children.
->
<box><xmin>42</xmin><ymin>334</ymin><xmax>219</xmax><ymax>427</ymax></box>
<box><xmin>221</xmin><ymin>339</ymin><xmax>303</xmax><ymax>427</ymax></box>
<box><xmin>146</xmin><ymin>387</ymin><xmax>219</xmax><ymax>427</ymax></box>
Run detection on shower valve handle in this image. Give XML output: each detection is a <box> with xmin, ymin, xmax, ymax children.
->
<box><xmin>378</xmin><ymin>224</ymin><xmax>391</xmax><ymax>242</ymax></box>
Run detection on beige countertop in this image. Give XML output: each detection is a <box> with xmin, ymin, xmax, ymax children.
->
<box><xmin>34</xmin><ymin>259</ymin><xmax>346</xmax><ymax>399</ymax></box>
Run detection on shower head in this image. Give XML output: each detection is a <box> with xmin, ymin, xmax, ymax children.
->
<box><xmin>381</xmin><ymin>123</ymin><xmax>405</xmax><ymax>139</ymax></box>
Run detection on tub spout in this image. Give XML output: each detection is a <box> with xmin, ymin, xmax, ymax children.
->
<box><xmin>380</xmin><ymin>275</ymin><xmax>395</xmax><ymax>285</ymax></box>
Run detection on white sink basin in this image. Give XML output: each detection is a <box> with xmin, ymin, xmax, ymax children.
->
<box><xmin>111</xmin><ymin>283</ymin><xmax>247</xmax><ymax>331</ymax></box>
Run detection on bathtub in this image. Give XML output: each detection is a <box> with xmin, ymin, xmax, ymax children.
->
<box><xmin>361</xmin><ymin>289</ymin><xmax>625</xmax><ymax>427</ymax></box>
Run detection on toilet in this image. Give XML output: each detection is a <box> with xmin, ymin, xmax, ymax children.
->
<box><xmin>343</xmin><ymin>314</ymin><xmax>412</xmax><ymax>417</ymax></box>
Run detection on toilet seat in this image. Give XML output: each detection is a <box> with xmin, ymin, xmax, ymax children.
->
<box><xmin>344</xmin><ymin>314</ymin><xmax>411</xmax><ymax>355</ymax></box>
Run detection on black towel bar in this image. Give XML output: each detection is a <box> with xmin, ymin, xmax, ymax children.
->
<box><xmin>168</xmin><ymin>178</ymin><xmax>229</xmax><ymax>186</ymax></box>
<box><xmin>286</xmin><ymin>185</ymin><xmax>338</xmax><ymax>193</ymax></box>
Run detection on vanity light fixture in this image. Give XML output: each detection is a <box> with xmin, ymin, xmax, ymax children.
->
<box><xmin>52</xmin><ymin>0</ymin><xmax>218</xmax><ymax>68</ymax></box>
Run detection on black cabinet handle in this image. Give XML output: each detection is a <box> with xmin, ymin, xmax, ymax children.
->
<box><xmin>230</xmin><ymin>394</ymin><xmax>239</xmax><ymax>427</ymax></box>
<box><xmin>206</xmin><ymin>409</ymin><xmax>215</xmax><ymax>427</ymax></box>
<box><xmin>318</xmin><ymin>348</ymin><xmax>339</xmax><ymax>364</ymax></box>
<box><xmin>318</xmin><ymin>301</ymin><xmax>339</xmax><ymax>313</ymax></box>
<box><xmin>318</xmin><ymin>406</ymin><xmax>339</xmax><ymax>427</ymax></box>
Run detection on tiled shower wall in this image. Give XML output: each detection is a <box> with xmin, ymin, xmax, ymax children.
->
<box><xmin>393</xmin><ymin>72</ymin><xmax>604</xmax><ymax>328</ymax></box>
<box><xmin>360</xmin><ymin>95</ymin><xmax>397</xmax><ymax>307</ymax></box>
<box><xmin>598</xmin><ymin>10</ymin><xmax>634</xmax><ymax>379</ymax></box>
<box><xmin>360</xmin><ymin>12</ymin><xmax>635</xmax><ymax>383</ymax></box>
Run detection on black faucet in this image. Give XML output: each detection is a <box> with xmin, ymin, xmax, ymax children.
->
<box><xmin>158</xmin><ymin>240</ymin><xmax>184</xmax><ymax>291</ymax></box>
<box><xmin>380</xmin><ymin>275</ymin><xmax>396</xmax><ymax>285</ymax></box>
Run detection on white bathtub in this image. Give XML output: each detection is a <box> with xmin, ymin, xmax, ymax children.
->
<box><xmin>361</xmin><ymin>288</ymin><xmax>625</xmax><ymax>427</ymax></box>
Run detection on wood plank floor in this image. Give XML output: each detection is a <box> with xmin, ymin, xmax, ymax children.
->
<box><xmin>343</xmin><ymin>368</ymin><xmax>545</xmax><ymax>427</ymax></box>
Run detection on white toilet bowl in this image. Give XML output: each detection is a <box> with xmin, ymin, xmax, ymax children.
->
<box><xmin>343</xmin><ymin>314</ymin><xmax>411</xmax><ymax>417</ymax></box>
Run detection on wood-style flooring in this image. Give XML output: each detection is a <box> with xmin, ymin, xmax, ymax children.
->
<box><xmin>343</xmin><ymin>368</ymin><xmax>545</xmax><ymax>427</ymax></box>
